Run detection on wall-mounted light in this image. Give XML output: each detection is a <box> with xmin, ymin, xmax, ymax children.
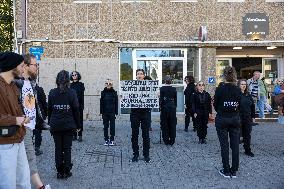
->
<box><xmin>73</xmin><ymin>0</ymin><xmax>102</xmax><ymax>3</ymax></box>
<box><xmin>267</xmin><ymin>46</ymin><xmax>277</xmax><ymax>50</ymax></box>
<box><xmin>233</xmin><ymin>47</ymin><xmax>242</xmax><ymax>50</ymax></box>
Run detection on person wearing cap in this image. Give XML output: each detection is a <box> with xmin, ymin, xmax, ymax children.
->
<box><xmin>17</xmin><ymin>54</ymin><xmax>51</xmax><ymax>189</ymax></box>
<box><xmin>191</xmin><ymin>81</ymin><xmax>212</xmax><ymax>144</ymax></box>
<box><xmin>159</xmin><ymin>76</ymin><xmax>177</xmax><ymax>145</ymax></box>
<box><xmin>130</xmin><ymin>69</ymin><xmax>151</xmax><ymax>163</ymax></box>
<box><xmin>0</xmin><ymin>52</ymin><xmax>31</xmax><ymax>189</ymax></box>
<box><xmin>100</xmin><ymin>79</ymin><xmax>118</xmax><ymax>146</ymax></box>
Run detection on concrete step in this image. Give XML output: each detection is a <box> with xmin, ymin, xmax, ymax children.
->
<box><xmin>255</xmin><ymin>117</ymin><xmax>278</xmax><ymax>123</ymax></box>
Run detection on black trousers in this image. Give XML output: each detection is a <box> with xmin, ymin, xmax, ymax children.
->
<box><xmin>130</xmin><ymin>112</ymin><xmax>151</xmax><ymax>157</ymax></box>
<box><xmin>74</xmin><ymin>108</ymin><xmax>84</xmax><ymax>137</ymax></box>
<box><xmin>33</xmin><ymin>129</ymin><xmax>42</xmax><ymax>148</ymax></box>
<box><xmin>160</xmin><ymin>109</ymin><xmax>177</xmax><ymax>145</ymax></box>
<box><xmin>241</xmin><ymin>117</ymin><xmax>252</xmax><ymax>152</ymax></box>
<box><xmin>52</xmin><ymin>130</ymin><xmax>73</xmax><ymax>174</ymax></box>
<box><xmin>215</xmin><ymin>115</ymin><xmax>240</xmax><ymax>173</ymax></box>
<box><xmin>103</xmin><ymin>113</ymin><xmax>116</xmax><ymax>141</ymax></box>
<box><xmin>185</xmin><ymin>107</ymin><xmax>197</xmax><ymax>129</ymax></box>
<box><xmin>196</xmin><ymin>114</ymin><xmax>208</xmax><ymax>139</ymax></box>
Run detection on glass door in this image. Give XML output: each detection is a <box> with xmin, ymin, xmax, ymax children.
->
<box><xmin>216</xmin><ymin>58</ymin><xmax>232</xmax><ymax>85</ymax></box>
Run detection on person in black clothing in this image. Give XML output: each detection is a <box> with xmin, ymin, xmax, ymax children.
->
<box><xmin>238</xmin><ymin>79</ymin><xmax>255</xmax><ymax>157</ymax></box>
<box><xmin>48</xmin><ymin>70</ymin><xmax>81</xmax><ymax>179</ymax></box>
<box><xmin>100</xmin><ymin>79</ymin><xmax>118</xmax><ymax>146</ymax></box>
<box><xmin>33</xmin><ymin>84</ymin><xmax>48</xmax><ymax>156</ymax></box>
<box><xmin>159</xmin><ymin>76</ymin><xmax>177</xmax><ymax>145</ymax></box>
<box><xmin>184</xmin><ymin>76</ymin><xmax>196</xmax><ymax>132</ymax></box>
<box><xmin>131</xmin><ymin>69</ymin><xmax>151</xmax><ymax>163</ymax></box>
<box><xmin>214</xmin><ymin>66</ymin><xmax>241</xmax><ymax>179</ymax></box>
<box><xmin>70</xmin><ymin>71</ymin><xmax>85</xmax><ymax>142</ymax></box>
<box><xmin>191</xmin><ymin>81</ymin><xmax>212</xmax><ymax>144</ymax></box>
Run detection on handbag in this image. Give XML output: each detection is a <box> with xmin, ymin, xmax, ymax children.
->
<box><xmin>0</xmin><ymin>125</ymin><xmax>19</xmax><ymax>137</ymax></box>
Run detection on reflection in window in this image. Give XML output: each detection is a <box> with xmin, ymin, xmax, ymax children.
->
<box><xmin>136</xmin><ymin>50</ymin><xmax>184</xmax><ymax>58</ymax></box>
<box><xmin>162</xmin><ymin>60</ymin><xmax>183</xmax><ymax>84</ymax></box>
<box><xmin>137</xmin><ymin>60</ymin><xmax>158</xmax><ymax>80</ymax></box>
<box><xmin>187</xmin><ymin>48</ymin><xmax>198</xmax><ymax>82</ymax></box>
<box><xmin>120</xmin><ymin>48</ymin><xmax>133</xmax><ymax>80</ymax></box>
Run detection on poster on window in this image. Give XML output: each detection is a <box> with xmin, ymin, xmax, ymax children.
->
<box><xmin>120</xmin><ymin>80</ymin><xmax>159</xmax><ymax>109</ymax></box>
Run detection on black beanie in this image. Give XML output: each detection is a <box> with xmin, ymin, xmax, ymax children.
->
<box><xmin>0</xmin><ymin>52</ymin><xmax>24</xmax><ymax>72</ymax></box>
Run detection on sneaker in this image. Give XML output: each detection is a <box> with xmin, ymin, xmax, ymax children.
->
<box><xmin>230</xmin><ymin>170</ymin><xmax>237</xmax><ymax>178</ymax></box>
<box><xmin>63</xmin><ymin>171</ymin><xmax>72</xmax><ymax>178</ymax></box>
<box><xmin>219</xmin><ymin>169</ymin><xmax>231</xmax><ymax>178</ymax></box>
<box><xmin>45</xmin><ymin>184</ymin><xmax>51</xmax><ymax>189</ymax></box>
<box><xmin>104</xmin><ymin>140</ymin><xmax>109</xmax><ymax>146</ymax></box>
<box><xmin>245</xmin><ymin>151</ymin><xmax>255</xmax><ymax>157</ymax></box>
<box><xmin>202</xmin><ymin>139</ymin><xmax>207</xmax><ymax>144</ymax></box>
<box><xmin>109</xmin><ymin>141</ymin><xmax>115</xmax><ymax>146</ymax></box>
<box><xmin>144</xmin><ymin>156</ymin><xmax>151</xmax><ymax>163</ymax></box>
<box><xmin>132</xmin><ymin>156</ymin><xmax>138</xmax><ymax>162</ymax></box>
<box><xmin>193</xmin><ymin>128</ymin><xmax>196</xmax><ymax>132</ymax></box>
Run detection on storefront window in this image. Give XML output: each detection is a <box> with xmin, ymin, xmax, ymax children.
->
<box><xmin>120</xmin><ymin>48</ymin><xmax>133</xmax><ymax>80</ymax></box>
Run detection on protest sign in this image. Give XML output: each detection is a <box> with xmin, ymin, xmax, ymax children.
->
<box><xmin>120</xmin><ymin>80</ymin><xmax>159</xmax><ymax>108</ymax></box>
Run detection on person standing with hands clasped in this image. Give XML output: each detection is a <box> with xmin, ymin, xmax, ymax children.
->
<box><xmin>214</xmin><ymin>66</ymin><xmax>241</xmax><ymax>179</ymax></box>
<box><xmin>238</xmin><ymin>79</ymin><xmax>255</xmax><ymax>157</ymax></box>
<box><xmin>191</xmin><ymin>81</ymin><xmax>212</xmax><ymax>144</ymax></box>
<box><xmin>130</xmin><ymin>69</ymin><xmax>151</xmax><ymax>163</ymax></box>
<box><xmin>100</xmin><ymin>79</ymin><xmax>118</xmax><ymax>146</ymax></box>
<box><xmin>159</xmin><ymin>76</ymin><xmax>177</xmax><ymax>145</ymax></box>
<box><xmin>48</xmin><ymin>70</ymin><xmax>81</xmax><ymax>179</ymax></box>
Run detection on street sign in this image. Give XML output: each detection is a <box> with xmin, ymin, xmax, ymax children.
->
<box><xmin>29</xmin><ymin>46</ymin><xmax>44</xmax><ymax>60</ymax></box>
<box><xmin>208</xmin><ymin>77</ymin><xmax>215</xmax><ymax>84</ymax></box>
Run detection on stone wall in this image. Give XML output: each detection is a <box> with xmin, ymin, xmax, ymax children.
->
<box><xmin>201</xmin><ymin>48</ymin><xmax>216</xmax><ymax>96</ymax></box>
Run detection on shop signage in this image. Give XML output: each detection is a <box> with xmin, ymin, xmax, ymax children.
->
<box><xmin>120</xmin><ymin>80</ymin><xmax>159</xmax><ymax>109</ymax></box>
<box><xmin>242</xmin><ymin>13</ymin><xmax>269</xmax><ymax>38</ymax></box>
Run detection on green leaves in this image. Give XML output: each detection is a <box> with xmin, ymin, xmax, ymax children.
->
<box><xmin>0</xmin><ymin>0</ymin><xmax>14</xmax><ymax>52</ymax></box>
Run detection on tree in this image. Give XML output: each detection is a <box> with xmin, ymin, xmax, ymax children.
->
<box><xmin>0</xmin><ymin>0</ymin><xmax>14</xmax><ymax>52</ymax></box>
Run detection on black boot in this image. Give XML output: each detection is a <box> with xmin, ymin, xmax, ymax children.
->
<box><xmin>56</xmin><ymin>166</ymin><xmax>64</xmax><ymax>179</ymax></box>
<box><xmin>63</xmin><ymin>164</ymin><xmax>73</xmax><ymax>178</ymax></box>
<box><xmin>78</xmin><ymin>136</ymin><xmax>82</xmax><ymax>142</ymax></box>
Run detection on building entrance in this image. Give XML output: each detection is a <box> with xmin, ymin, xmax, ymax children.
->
<box><xmin>232</xmin><ymin>58</ymin><xmax>262</xmax><ymax>80</ymax></box>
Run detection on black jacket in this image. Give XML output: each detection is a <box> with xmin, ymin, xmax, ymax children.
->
<box><xmin>240</xmin><ymin>92</ymin><xmax>255</xmax><ymax>119</ymax></box>
<box><xmin>70</xmin><ymin>81</ymin><xmax>85</xmax><ymax>109</ymax></box>
<box><xmin>48</xmin><ymin>88</ymin><xmax>80</xmax><ymax>132</ymax></box>
<box><xmin>159</xmin><ymin>85</ymin><xmax>177</xmax><ymax>110</ymax></box>
<box><xmin>184</xmin><ymin>83</ymin><xmax>195</xmax><ymax>107</ymax></box>
<box><xmin>191</xmin><ymin>91</ymin><xmax>212</xmax><ymax>116</ymax></box>
<box><xmin>214</xmin><ymin>83</ymin><xmax>241</xmax><ymax>117</ymax></box>
<box><xmin>100</xmin><ymin>88</ymin><xmax>118</xmax><ymax>115</ymax></box>
<box><xmin>35</xmin><ymin>85</ymin><xmax>47</xmax><ymax>121</ymax></box>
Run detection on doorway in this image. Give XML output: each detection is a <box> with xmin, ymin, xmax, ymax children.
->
<box><xmin>232</xmin><ymin>58</ymin><xmax>262</xmax><ymax>80</ymax></box>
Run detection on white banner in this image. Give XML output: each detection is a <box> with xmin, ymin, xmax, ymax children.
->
<box><xmin>120</xmin><ymin>80</ymin><xmax>159</xmax><ymax>109</ymax></box>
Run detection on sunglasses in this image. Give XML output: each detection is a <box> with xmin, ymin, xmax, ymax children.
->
<box><xmin>105</xmin><ymin>82</ymin><xmax>112</xmax><ymax>85</ymax></box>
<box><xmin>198</xmin><ymin>84</ymin><xmax>205</xmax><ymax>86</ymax></box>
<box><xmin>240</xmin><ymin>83</ymin><xmax>246</xmax><ymax>86</ymax></box>
<box><xmin>72</xmin><ymin>74</ymin><xmax>77</xmax><ymax>76</ymax></box>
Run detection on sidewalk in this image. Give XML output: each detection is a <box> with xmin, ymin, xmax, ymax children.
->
<box><xmin>36</xmin><ymin>117</ymin><xmax>284</xmax><ymax>189</ymax></box>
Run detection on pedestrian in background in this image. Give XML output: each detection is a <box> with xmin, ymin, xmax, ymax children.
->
<box><xmin>214</xmin><ymin>66</ymin><xmax>241</xmax><ymax>179</ymax></box>
<box><xmin>48</xmin><ymin>70</ymin><xmax>81</xmax><ymax>179</ymax></box>
<box><xmin>159</xmin><ymin>76</ymin><xmax>177</xmax><ymax>145</ymax></box>
<box><xmin>100</xmin><ymin>79</ymin><xmax>118</xmax><ymax>146</ymax></box>
<box><xmin>238</xmin><ymin>79</ymin><xmax>255</xmax><ymax>157</ymax></box>
<box><xmin>191</xmin><ymin>81</ymin><xmax>212</xmax><ymax>144</ymax></box>
<box><xmin>70</xmin><ymin>71</ymin><xmax>85</xmax><ymax>142</ymax></box>
<box><xmin>184</xmin><ymin>76</ymin><xmax>196</xmax><ymax>132</ymax></box>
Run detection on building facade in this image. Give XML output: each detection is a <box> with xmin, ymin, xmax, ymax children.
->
<box><xmin>15</xmin><ymin>0</ymin><xmax>284</xmax><ymax>119</ymax></box>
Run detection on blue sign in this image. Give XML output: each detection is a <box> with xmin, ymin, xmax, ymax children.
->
<box><xmin>208</xmin><ymin>77</ymin><xmax>215</xmax><ymax>84</ymax></box>
<box><xmin>29</xmin><ymin>47</ymin><xmax>44</xmax><ymax>60</ymax></box>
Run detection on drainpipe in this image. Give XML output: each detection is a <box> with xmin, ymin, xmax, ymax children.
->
<box><xmin>21</xmin><ymin>0</ymin><xmax>27</xmax><ymax>54</ymax></box>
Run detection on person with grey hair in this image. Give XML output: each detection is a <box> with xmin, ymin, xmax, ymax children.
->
<box><xmin>159</xmin><ymin>76</ymin><xmax>177</xmax><ymax>145</ymax></box>
<box><xmin>214</xmin><ymin>66</ymin><xmax>241</xmax><ymax>179</ymax></box>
